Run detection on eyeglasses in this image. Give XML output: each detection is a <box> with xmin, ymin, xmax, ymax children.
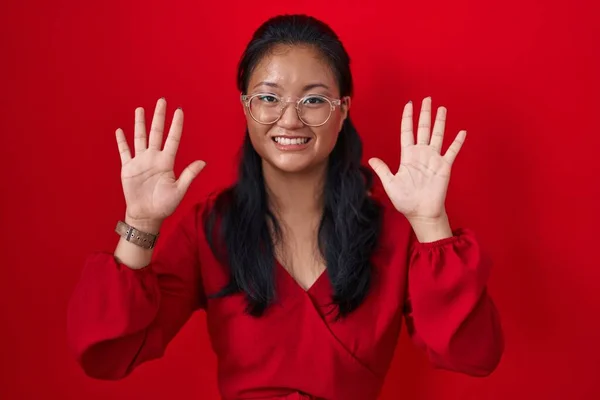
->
<box><xmin>240</xmin><ymin>92</ymin><xmax>346</xmax><ymax>127</ymax></box>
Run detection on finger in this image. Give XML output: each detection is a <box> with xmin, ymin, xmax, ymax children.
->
<box><xmin>148</xmin><ymin>98</ymin><xmax>167</xmax><ymax>150</ymax></box>
<box><xmin>430</xmin><ymin>106</ymin><xmax>447</xmax><ymax>153</ymax></box>
<box><xmin>368</xmin><ymin>157</ymin><xmax>394</xmax><ymax>186</ymax></box>
<box><xmin>400</xmin><ymin>101</ymin><xmax>414</xmax><ymax>150</ymax></box>
<box><xmin>443</xmin><ymin>130</ymin><xmax>467</xmax><ymax>165</ymax></box>
<box><xmin>115</xmin><ymin>128</ymin><xmax>131</xmax><ymax>164</ymax></box>
<box><xmin>177</xmin><ymin>160</ymin><xmax>206</xmax><ymax>193</ymax></box>
<box><xmin>134</xmin><ymin>107</ymin><xmax>147</xmax><ymax>154</ymax></box>
<box><xmin>416</xmin><ymin>96</ymin><xmax>432</xmax><ymax>145</ymax></box>
<box><xmin>163</xmin><ymin>107</ymin><xmax>183</xmax><ymax>159</ymax></box>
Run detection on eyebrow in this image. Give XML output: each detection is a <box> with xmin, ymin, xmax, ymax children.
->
<box><xmin>252</xmin><ymin>81</ymin><xmax>330</xmax><ymax>91</ymax></box>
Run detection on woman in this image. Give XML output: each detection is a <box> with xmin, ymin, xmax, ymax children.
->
<box><xmin>67</xmin><ymin>14</ymin><xmax>504</xmax><ymax>400</ymax></box>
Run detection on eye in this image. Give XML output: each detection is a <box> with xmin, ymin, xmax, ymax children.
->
<box><xmin>302</xmin><ymin>96</ymin><xmax>326</xmax><ymax>105</ymax></box>
<box><xmin>257</xmin><ymin>94</ymin><xmax>279</xmax><ymax>103</ymax></box>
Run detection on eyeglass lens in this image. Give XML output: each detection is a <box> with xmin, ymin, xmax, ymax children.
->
<box><xmin>249</xmin><ymin>94</ymin><xmax>332</xmax><ymax>126</ymax></box>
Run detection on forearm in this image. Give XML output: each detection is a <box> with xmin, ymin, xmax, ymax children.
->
<box><xmin>69</xmin><ymin>205</ymin><xmax>204</xmax><ymax>381</ymax></box>
<box><xmin>407</xmin><ymin>228</ymin><xmax>504</xmax><ymax>376</ymax></box>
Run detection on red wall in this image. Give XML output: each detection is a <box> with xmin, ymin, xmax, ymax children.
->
<box><xmin>1</xmin><ymin>0</ymin><xmax>599</xmax><ymax>399</ymax></box>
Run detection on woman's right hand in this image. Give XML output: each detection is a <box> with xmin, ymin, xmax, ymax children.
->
<box><xmin>115</xmin><ymin>98</ymin><xmax>205</xmax><ymax>233</ymax></box>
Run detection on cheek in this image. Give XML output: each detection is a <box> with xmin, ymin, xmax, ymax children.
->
<box><xmin>324</xmin><ymin>113</ymin><xmax>345</xmax><ymax>142</ymax></box>
<box><xmin>247</xmin><ymin>123</ymin><xmax>272</xmax><ymax>153</ymax></box>
<box><xmin>328</xmin><ymin>110</ymin><xmax>345</xmax><ymax>134</ymax></box>
<box><xmin>314</xmin><ymin>124</ymin><xmax>341</xmax><ymax>153</ymax></box>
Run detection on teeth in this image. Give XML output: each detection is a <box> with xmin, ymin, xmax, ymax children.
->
<box><xmin>274</xmin><ymin>137</ymin><xmax>309</xmax><ymax>145</ymax></box>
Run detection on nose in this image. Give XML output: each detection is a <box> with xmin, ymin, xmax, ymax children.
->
<box><xmin>276</xmin><ymin>102</ymin><xmax>304</xmax><ymax>129</ymax></box>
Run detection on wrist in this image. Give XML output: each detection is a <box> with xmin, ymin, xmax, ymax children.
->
<box><xmin>407</xmin><ymin>212</ymin><xmax>453</xmax><ymax>243</ymax></box>
<box><xmin>124</xmin><ymin>214</ymin><xmax>163</xmax><ymax>234</ymax></box>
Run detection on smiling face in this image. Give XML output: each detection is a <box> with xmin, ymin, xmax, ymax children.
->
<box><xmin>243</xmin><ymin>44</ymin><xmax>350</xmax><ymax>174</ymax></box>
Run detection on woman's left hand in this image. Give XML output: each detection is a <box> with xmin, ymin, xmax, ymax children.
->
<box><xmin>368</xmin><ymin>97</ymin><xmax>466</xmax><ymax>239</ymax></box>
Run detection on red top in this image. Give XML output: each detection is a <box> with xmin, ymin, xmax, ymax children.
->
<box><xmin>67</xmin><ymin>188</ymin><xmax>504</xmax><ymax>400</ymax></box>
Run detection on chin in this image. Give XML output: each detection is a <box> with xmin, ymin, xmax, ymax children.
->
<box><xmin>269</xmin><ymin>160</ymin><xmax>314</xmax><ymax>174</ymax></box>
<box><xmin>265</xmin><ymin>154</ymin><xmax>325</xmax><ymax>175</ymax></box>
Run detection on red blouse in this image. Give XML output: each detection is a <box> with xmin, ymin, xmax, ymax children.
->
<box><xmin>67</xmin><ymin>188</ymin><xmax>504</xmax><ymax>400</ymax></box>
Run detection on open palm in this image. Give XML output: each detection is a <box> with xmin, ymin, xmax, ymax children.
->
<box><xmin>368</xmin><ymin>97</ymin><xmax>466</xmax><ymax>222</ymax></box>
<box><xmin>116</xmin><ymin>98</ymin><xmax>205</xmax><ymax>225</ymax></box>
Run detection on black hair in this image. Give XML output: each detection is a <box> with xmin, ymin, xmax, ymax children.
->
<box><xmin>204</xmin><ymin>14</ymin><xmax>382</xmax><ymax>318</ymax></box>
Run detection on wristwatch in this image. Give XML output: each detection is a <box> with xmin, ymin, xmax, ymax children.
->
<box><xmin>115</xmin><ymin>220</ymin><xmax>160</xmax><ymax>249</ymax></box>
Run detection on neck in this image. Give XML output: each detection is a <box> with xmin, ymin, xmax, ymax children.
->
<box><xmin>262</xmin><ymin>161</ymin><xmax>327</xmax><ymax>217</ymax></box>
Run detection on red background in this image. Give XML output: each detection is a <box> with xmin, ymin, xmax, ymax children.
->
<box><xmin>1</xmin><ymin>0</ymin><xmax>599</xmax><ymax>399</ymax></box>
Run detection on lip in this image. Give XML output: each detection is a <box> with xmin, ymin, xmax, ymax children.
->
<box><xmin>271</xmin><ymin>135</ymin><xmax>313</xmax><ymax>151</ymax></box>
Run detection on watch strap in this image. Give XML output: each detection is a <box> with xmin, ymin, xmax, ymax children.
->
<box><xmin>115</xmin><ymin>220</ymin><xmax>159</xmax><ymax>249</ymax></box>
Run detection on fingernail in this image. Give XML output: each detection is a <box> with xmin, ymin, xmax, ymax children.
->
<box><xmin>408</xmin><ymin>100</ymin><xmax>412</xmax><ymax>104</ymax></box>
<box><xmin>160</xmin><ymin>97</ymin><xmax>165</xmax><ymax>100</ymax></box>
<box><xmin>177</xmin><ymin>106</ymin><xmax>183</xmax><ymax>110</ymax></box>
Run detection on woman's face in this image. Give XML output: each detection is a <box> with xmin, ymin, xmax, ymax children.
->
<box><xmin>243</xmin><ymin>44</ymin><xmax>350</xmax><ymax>174</ymax></box>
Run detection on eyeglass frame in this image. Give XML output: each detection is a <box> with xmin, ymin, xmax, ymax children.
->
<box><xmin>240</xmin><ymin>92</ymin><xmax>349</xmax><ymax>127</ymax></box>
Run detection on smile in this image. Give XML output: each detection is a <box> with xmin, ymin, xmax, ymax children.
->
<box><xmin>272</xmin><ymin>137</ymin><xmax>311</xmax><ymax>145</ymax></box>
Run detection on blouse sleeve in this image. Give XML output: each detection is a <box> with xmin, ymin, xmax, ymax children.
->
<box><xmin>66</xmin><ymin>203</ymin><xmax>206</xmax><ymax>380</ymax></box>
<box><xmin>403</xmin><ymin>228</ymin><xmax>504</xmax><ymax>377</ymax></box>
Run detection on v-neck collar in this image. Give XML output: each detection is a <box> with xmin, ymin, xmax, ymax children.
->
<box><xmin>274</xmin><ymin>258</ymin><xmax>329</xmax><ymax>295</ymax></box>
<box><xmin>273</xmin><ymin>259</ymin><xmax>338</xmax><ymax>321</ymax></box>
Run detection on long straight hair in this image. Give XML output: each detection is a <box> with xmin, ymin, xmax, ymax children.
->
<box><xmin>204</xmin><ymin>14</ymin><xmax>382</xmax><ymax>318</ymax></box>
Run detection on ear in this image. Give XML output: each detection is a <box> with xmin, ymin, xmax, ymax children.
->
<box><xmin>338</xmin><ymin>96</ymin><xmax>351</xmax><ymax>131</ymax></box>
<box><xmin>342</xmin><ymin>96</ymin><xmax>351</xmax><ymax>117</ymax></box>
<box><xmin>241</xmin><ymin>96</ymin><xmax>248</xmax><ymax>117</ymax></box>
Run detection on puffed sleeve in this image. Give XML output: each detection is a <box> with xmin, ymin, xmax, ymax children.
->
<box><xmin>403</xmin><ymin>228</ymin><xmax>504</xmax><ymax>376</ymax></box>
<box><xmin>66</xmin><ymin>202</ymin><xmax>206</xmax><ymax>380</ymax></box>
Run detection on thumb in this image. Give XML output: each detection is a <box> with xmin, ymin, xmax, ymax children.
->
<box><xmin>177</xmin><ymin>160</ymin><xmax>206</xmax><ymax>193</ymax></box>
<box><xmin>368</xmin><ymin>157</ymin><xmax>394</xmax><ymax>186</ymax></box>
